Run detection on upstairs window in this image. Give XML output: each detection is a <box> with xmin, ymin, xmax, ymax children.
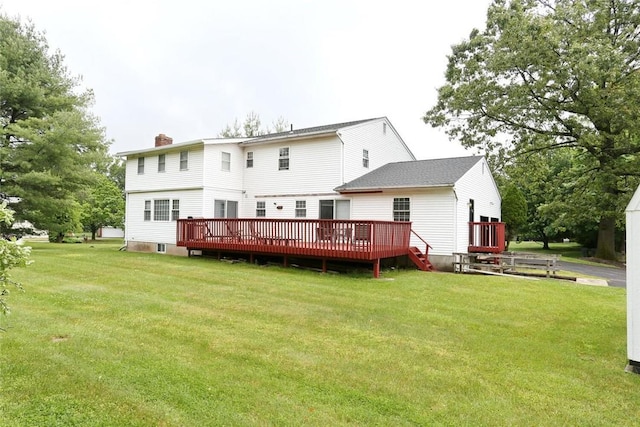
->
<box><xmin>137</xmin><ymin>157</ymin><xmax>145</xmax><ymax>174</ymax></box>
<box><xmin>158</xmin><ymin>154</ymin><xmax>166</xmax><ymax>172</ymax></box>
<box><xmin>246</xmin><ymin>151</ymin><xmax>253</xmax><ymax>168</ymax></box>
<box><xmin>256</xmin><ymin>201</ymin><xmax>266</xmax><ymax>217</ymax></box>
<box><xmin>363</xmin><ymin>149</ymin><xmax>369</xmax><ymax>168</ymax></box>
<box><xmin>279</xmin><ymin>147</ymin><xmax>289</xmax><ymax>171</ymax></box>
<box><xmin>221</xmin><ymin>152</ymin><xmax>231</xmax><ymax>171</ymax></box>
<box><xmin>393</xmin><ymin>198</ymin><xmax>410</xmax><ymax>221</ymax></box>
<box><xmin>180</xmin><ymin>150</ymin><xmax>188</xmax><ymax>171</ymax></box>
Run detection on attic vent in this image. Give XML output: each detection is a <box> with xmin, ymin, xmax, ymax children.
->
<box><xmin>383</xmin><ymin>123</ymin><xmax>387</xmax><ymax>135</ymax></box>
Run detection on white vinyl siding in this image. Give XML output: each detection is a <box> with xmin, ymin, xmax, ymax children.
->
<box><xmin>125</xmin><ymin>146</ymin><xmax>205</xmax><ymax>192</ymax></box>
<box><xmin>242</xmin><ymin>136</ymin><xmax>343</xmax><ymax>200</ymax></box>
<box><xmin>340</xmin><ymin>118</ymin><xmax>415</xmax><ymax>182</ymax></box>
<box><xmin>349</xmin><ymin>189</ymin><xmax>457</xmax><ymax>255</ymax></box>
<box><xmin>125</xmin><ymin>190</ymin><xmax>203</xmax><ymax>246</ymax></box>
<box><xmin>453</xmin><ymin>158</ymin><xmax>502</xmax><ymax>253</ymax></box>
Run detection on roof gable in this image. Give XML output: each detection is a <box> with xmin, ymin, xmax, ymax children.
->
<box><xmin>240</xmin><ymin>118</ymin><xmax>383</xmax><ymax>145</ymax></box>
<box><xmin>335</xmin><ymin>156</ymin><xmax>482</xmax><ymax>192</ymax></box>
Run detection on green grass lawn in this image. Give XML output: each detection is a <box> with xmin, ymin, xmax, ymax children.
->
<box><xmin>1</xmin><ymin>241</ymin><xmax>637</xmax><ymax>426</ymax></box>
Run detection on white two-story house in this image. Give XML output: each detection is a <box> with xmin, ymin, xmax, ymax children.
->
<box><xmin>118</xmin><ymin>117</ymin><xmax>502</xmax><ymax>270</ymax></box>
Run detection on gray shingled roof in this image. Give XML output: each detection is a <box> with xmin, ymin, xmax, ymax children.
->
<box><xmin>241</xmin><ymin>118</ymin><xmax>383</xmax><ymax>144</ymax></box>
<box><xmin>334</xmin><ymin>156</ymin><xmax>483</xmax><ymax>192</ymax></box>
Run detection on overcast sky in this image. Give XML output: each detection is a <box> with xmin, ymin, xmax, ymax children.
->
<box><xmin>2</xmin><ymin>0</ymin><xmax>493</xmax><ymax>159</ymax></box>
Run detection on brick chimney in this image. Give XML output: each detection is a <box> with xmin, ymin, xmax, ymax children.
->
<box><xmin>155</xmin><ymin>133</ymin><xmax>173</xmax><ymax>147</ymax></box>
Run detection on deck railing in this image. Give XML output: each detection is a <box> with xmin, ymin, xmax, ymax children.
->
<box><xmin>468</xmin><ymin>221</ymin><xmax>506</xmax><ymax>253</ymax></box>
<box><xmin>176</xmin><ymin>218</ymin><xmax>412</xmax><ymax>260</ymax></box>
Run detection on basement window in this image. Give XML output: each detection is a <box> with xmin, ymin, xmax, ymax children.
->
<box><xmin>157</xmin><ymin>243</ymin><xmax>166</xmax><ymax>253</ymax></box>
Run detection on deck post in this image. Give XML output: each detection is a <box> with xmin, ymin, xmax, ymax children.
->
<box><xmin>322</xmin><ymin>259</ymin><xmax>327</xmax><ymax>273</ymax></box>
<box><xmin>373</xmin><ymin>259</ymin><xmax>380</xmax><ymax>278</ymax></box>
<box><xmin>284</xmin><ymin>256</ymin><xmax>288</xmax><ymax>268</ymax></box>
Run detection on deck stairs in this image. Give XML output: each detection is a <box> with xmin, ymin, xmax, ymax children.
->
<box><xmin>408</xmin><ymin>246</ymin><xmax>434</xmax><ymax>271</ymax></box>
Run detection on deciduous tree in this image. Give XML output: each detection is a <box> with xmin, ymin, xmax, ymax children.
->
<box><xmin>219</xmin><ymin>112</ymin><xmax>289</xmax><ymax>137</ymax></box>
<box><xmin>79</xmin><ymin>174</ymin><xmax>125</xmax><ymax>240</ymax></box>
<box><xmin>424</xmin><ymin>0</ymin><xmax>640</xmax><ymax>260</ymax></box>
<box><xmin>500</xmin><ymin>182</ymin><xmax>527</xmax><ymax>249</ymax></box>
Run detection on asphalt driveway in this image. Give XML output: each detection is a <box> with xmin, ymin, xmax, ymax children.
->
<box><xmin>557</xmin><ymin>260</ymin><xmax>626</xmax><ymax>288</ymax></box>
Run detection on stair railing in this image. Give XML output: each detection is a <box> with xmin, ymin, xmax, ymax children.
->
<box><xmin>411</xmin><ymin>229</ymin><xmax>433</xmax><ymax>256</ymax></box>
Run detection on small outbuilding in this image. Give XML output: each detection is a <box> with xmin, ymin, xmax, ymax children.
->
<box><xmin>626</xmin><ymin>184</ymin><xmax>640</xmax><ymax>373</ymax></box>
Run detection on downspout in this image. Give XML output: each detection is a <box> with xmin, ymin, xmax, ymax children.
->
<box><xmin>453</xmin><ymin>187</ymin><xmax>458</xmax><ymax>253</ymax></box>
<box><xmin>337</xmin><ymin>131</ymin><xmax>345</xmax><ymax>185</ymax></box>
<box><xmin>124</xmin><ymin>191</ymin><xmax>130</xmax><ymax>249</ymax></box>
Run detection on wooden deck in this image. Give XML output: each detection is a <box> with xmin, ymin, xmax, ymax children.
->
<box><xmin>468</xmin><ymin>222</ymin><xmax>506</xmax><ymax>253</ymax></box>
<box><xmin>176</xmin><ymin>218</ymin><xmax>418</xmax><ymax>277</ymax></box>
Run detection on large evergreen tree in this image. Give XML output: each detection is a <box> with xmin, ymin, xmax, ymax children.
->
<box><xmin>0</xmin><ymin>14</ymin><xmax>110</xmax><ymax>239</ymax></box>
<box><xmin>424</xmin><ymin>0</ymin><xmax>640</xmax><ymax>260</ymax></box>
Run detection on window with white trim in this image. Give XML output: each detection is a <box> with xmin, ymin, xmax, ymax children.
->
<box><xmin>180</xmin><ymin>150</ymin><xmax>188</xmax><ymax>170</ymax></box>
<box><xmin>221</xmin><ymin>152</ymin><xmax>231</xmax><ymax>171</ymax></box>
<box><xmin>295</xmin><ymin>200</ymin><xmax>306</xmax><ymax>218</ymax></box>
<box><xmin>137</xmin><ymin>157</ymin><xmax>145</xmax><ymax>174</ymax></box>
<box><xmin>158</xmin><ymin>154</ymin><xmax>165</xmax><ymax>172</ymax></box>
<box><xmin>154</xmin><ymin>199</ymin><xmax>170</xmax><ymax>221</ymax></box>
<box><xmin>246</xmin><ymin>151</ymin><xmax>253</xmax><ymax>168</ymax></box>
<box><xmin>144</xmin><ymin>200</ymin><xmax>151</xmax><ymax>221</ymax></box>
<box><xmin>171</xmin><ymin>199</ymin><xmax>180</xmax><ymax>221</ymax></box>
<box><xmin>256</xmin><ymin>201</ymin><xmax>266</xmax><ymax>217</ymax></box>
<box><xmin>279</xmin><ymin>147</ymin><xmax>289</xmax><ymax>170</ymax></box>
<box><xmin>363</xmin><ymin>149</ymin><xmax>369</xmax><ymax>168</ymax></box>
<box><xmin>393</xmin><ymin>198</ymin><xmax>410</xmax><ymax>221</ymax></box>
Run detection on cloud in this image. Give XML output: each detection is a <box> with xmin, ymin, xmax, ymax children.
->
<box><xmin>3</xmin><ymin>0</ymin><xmax>493</xmax><ymax>159</ymax></box>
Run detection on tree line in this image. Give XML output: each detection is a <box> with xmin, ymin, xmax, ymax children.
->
<box><xmin>0</xmin><ymin>14</ymin><xmax>124</xmax><ymax>242</ymax></box>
